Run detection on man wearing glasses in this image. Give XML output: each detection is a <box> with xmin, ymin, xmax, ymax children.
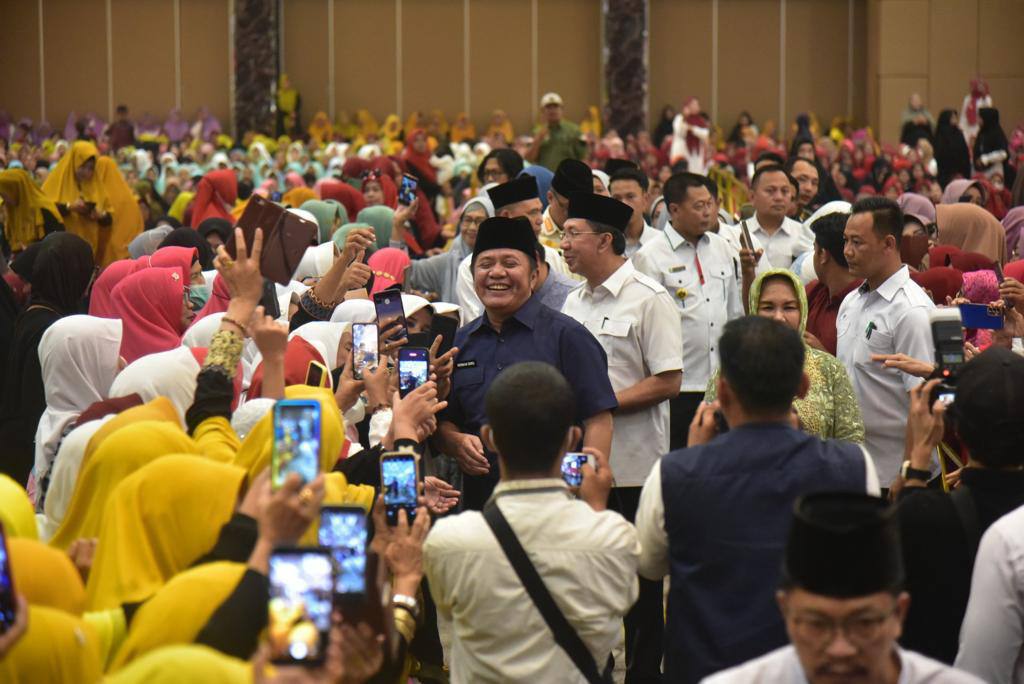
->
<box><xmin>631</xmin><ymin>172</ymin><xmax>747</xmax><ymax>449</ymax></box>
<box><xmin>704</xmin><ymin>492</ymin><xmax>979</xmax><ymax>683</ymax></box>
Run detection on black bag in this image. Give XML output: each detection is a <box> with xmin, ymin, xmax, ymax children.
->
<box><xmin>483</xmin><ymin>501</ymin><xmax>613</xmax><ymax>684</ymax></box>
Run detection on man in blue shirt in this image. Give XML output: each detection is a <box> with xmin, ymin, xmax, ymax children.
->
<box><xmin>437</xmin><ymin>215</ymin><xmax>617</xmax><ymax>510</ymax></box>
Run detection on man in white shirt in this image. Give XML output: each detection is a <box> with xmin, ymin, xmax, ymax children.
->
<box><xmin>424</xmin><ymin>362</ymin><xmax>639</xmax><ymax>684</ymax></box>
<box><xmin>632</xmin><ymin>172</ymin><xmax>746</xmax><ymax>449</ymax></box>
<box><xmin>455</xmin><ymin>175</ymin><xmax>575</xmax><ymax>324</ymax></box>
<box><xmin>561</xmin><ymin>192</ymin><xmax>683</xmax><ymax>683</ymax></box>
<box><xmin>837</xmin><ymin>197</ymin><xmax>935</xmax><ymax>483</ymax></box>
<box><xmin>746</xmin><ymin>165</ymin><xmax>815</xmax><ymax>268</ymax></box>
<box><xmin>608</xmin><ymin>165</ymin><xmax>660</xmax><ymax>258</ymax></box>
<box><xmin>705</xmin><ymin>492</ymin><xmax>981</xmax><ymax>684</ymax></box>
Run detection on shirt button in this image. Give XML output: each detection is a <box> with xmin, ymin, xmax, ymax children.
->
<box><xmin>706</xmin><ymin>298</ymin><xmax>710</xmax><ymax>302</ymax></box>
<box><xmin>497</xmin><ymin>364</ymin><xmax>504</xmax><ymax>370</ymax></box>
<box><xmin>710</xmin><ymin>322</ymin><xmax>714</xmax><ymax>327</ymax></box>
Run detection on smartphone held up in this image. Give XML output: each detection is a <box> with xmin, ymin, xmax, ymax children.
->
<box><xmin>272</xmin><ymin>399</ymin><xmax>322</xmax><ymax>490</ymax></box>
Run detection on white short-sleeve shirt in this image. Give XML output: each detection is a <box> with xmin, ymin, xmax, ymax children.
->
<box><xmin>632</xmin><ymin>225</ymin><xmax>745</xmax><ymax>392</ymax></box>
<box><xmin>836</xmin><ymin>265</ymin><xmax>935</xmax><ymax>481</ymax></box>
<box><xmin>561</xmin><ymin>260</ymin><xmax>684</xmax><ymax>486</ymax></box>
<box><xmin>747</xmin><ymin>213</ymin><xmax>815</xmax><ymax>269</ymax></box>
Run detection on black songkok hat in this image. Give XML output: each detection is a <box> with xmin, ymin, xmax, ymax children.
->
<box><xmin>472</xmin><ymin>216</ymin><xmax>538</xmax><ymax>263</ymax></box>
<box><xmin>568</xmin><ymin>193</ymin><xmax>633</xmax><ymax>233</ymax></box>
<box><xmin>551</xmin><ymin>158</ymin><xmax>594</xmax><ymax>198</ymax></box>
<box><xmin>487</xmin><ymin>175</ymin><xmax>538</xmax><ymax>211</ymax></box>
<box><xmin>783</xmin><ymin>492</ymin><xmax>904</xmax><ymax>598</ymax></box>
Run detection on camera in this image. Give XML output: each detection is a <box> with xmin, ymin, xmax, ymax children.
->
<box><xmin>929</xmin><ymin>308</ymin><xmax>963</xmax><ymax>409</ymax></box>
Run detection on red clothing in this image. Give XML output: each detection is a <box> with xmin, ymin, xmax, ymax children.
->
<box><xmin>805</xmin><ymin>278</ymin><xmax>862</xmax><ymax>355</ymax></box>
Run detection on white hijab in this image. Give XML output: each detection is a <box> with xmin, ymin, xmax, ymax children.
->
<box><xmin>182</xmin><ymin>312</ymin><xmax>225</xmax><ymax>348</ymax></box>
<box><xmin>330</xmin><ymin>299</ymin><xmax>376</xmax><ymax>324</ymax></box>
<box><xmin>37</xmin><ymin>416</ymin><xmax>113</xmax><ymax>541</ymax></box>
<box><xmin>289</xmin><ymin>321</ymin><xmax>350</xmax><ymax>371</ymax></box>
<box><xmin>293</xmin><ymin>242</ymin><xmax>337</xmax><ymax>281</ymax></box>
<box><xmin>33</xmin><ymin>316</ymin><xmax>123</xmax><ymax>481</ymax></box>
<box><xmin>107</xmin><ymin>346</ymin><xmax>201</xmax><ymax>425</ymax></box>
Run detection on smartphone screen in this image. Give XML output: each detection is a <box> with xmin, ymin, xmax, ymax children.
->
<box><xmin>398</xmin><ymin>347</ymin><xmax>429</xmax><ymax>398</ymax></box>
<box><xmin>318</xmin><ymin>507</ymin><xmax>368</xmax><ymax>596</ymax></box>
<box><xmin>268</xmin><ymin>549</ymin><xmax>334</xmax><ymax>665</ymax></box>
<box><xmin>429</xmin><ymin>314</ymin><xmax>459</xmax><ymax>356</ymax></box>
<box><xmin>0</xmin><ymin>524</ymin><xmax>16</xmax><ymax>634</ymax></box>
<box><xmin>560</xmin><ymin>452</ymin><xmax>588</xmax><ymax>487</ymax></box>
<box><xmin>272</xmin><ymin>399</ymin><xmax>322</xmax><ymax>490</ymax></box>
<box><xmin>398</xmin><ymin>174</ymin><xmax>418</xmax><ymax>206</ymax></box>
<box><xmin>351</xmin><ymin>323</ymin><xmax>379</xmax><ymax>380</ymax></box>
<box><xmin>381</xmin><ymin>454</ymin><xmax>418</xmax><ymax>526</ymax></box>
<box><xmin>373</xmin><ymin>291</ymin><xmax>408</xmax><ymax>343</ymax></box>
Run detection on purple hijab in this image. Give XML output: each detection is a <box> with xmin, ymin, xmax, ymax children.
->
<box><xmin>164</xmin><ymin>108</ymin><xmax>189</xmax><ymax>143</ymax></box>
<box><xmin>941</xmin><ymin>178</ymin><xmax>977</xmax><ymax>204</ymax></box>
<box><xmin>897</xmin><ymin>192</ymin><xmax>936</xmax><ymax>226</ymax></box>
<box><xmin>1003</xmin><ymin>206</ymin><xmax>1024</xmax><ymax>261</ymax></box>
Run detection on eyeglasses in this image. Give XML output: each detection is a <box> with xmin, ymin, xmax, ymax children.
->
<box><xmin>564</xmin><ymin>230</ymin><xmax>602</xmax><ymax>241</ymax></box>
<box><xmin>482</xmin><ymin>170</ymin><xmax>507</xmax><ymax>182</ymax></box>
<box><xmin>461</xmin><ymin>216</ymin><xmax>486</xmax><ymax>228</ymax></box>
<box><xmin>789</xmin><ymin>608</ymin><xmax>896</xmax><ymax>649</ymax></box>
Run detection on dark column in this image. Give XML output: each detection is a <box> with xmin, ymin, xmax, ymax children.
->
<box><xmin>234</xmin><ymin>0</ymin><xmax>277</xmax><ymax>135</ymax></box>
<box><xmin>603</xmin><ymin>0</ymin><xmax>648</xmax><ymax>137</ymax></box>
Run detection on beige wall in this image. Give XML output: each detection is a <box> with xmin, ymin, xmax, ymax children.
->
<box><xmin>868</xmin><ymin>0</ymin><xmax>1024</xmax><ymax>144</ymax></box>
<box><xmin>0</xmin><ymin>0</ymin><xmax>1021</xmax><ymax>145</ymax></box>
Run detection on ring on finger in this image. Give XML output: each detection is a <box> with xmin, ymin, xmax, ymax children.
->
<box><xmin>299</xmin><ymin>487</ymin><xmax>315</xmax><ymax>504</ymax></box>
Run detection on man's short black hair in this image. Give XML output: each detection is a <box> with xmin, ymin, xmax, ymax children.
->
<box><xmin>811</xmin><ymin>212</ymin><xmax>850</xmax><ymax>268</ymax></box>
<box><xmin>785</xmin><ymin>156</ymin><xmax>819</xmax><ymax>179</ymax></box>
<box><xmin>485</xmin><ymin>362</ymin><xmax>575</xmax><ymax>473</ymax></box>
<box><xmin>757</xmin><ymin>151</ymin><xmax>786</xmax><ymax>167</ymax></box>
<box><xmin>609</xmin><ymin>167</ymin><xmax>649</xmax><ymax>192</ymax></box>
<box><xmin>698</xmin><ymin>174</ymin><xmax>719</xmax><ymax>200</ymax></box>
<box><xmin>851</xmin><ymin>196</ymin><xmax>903</xmax><ymax>241</ymax></box>
<box><xmin>583</xmin><ymin>219</ymin><xmax>626</xmax><ymax>255</ymax></box>
<box><xmin>952</xmin><ymin>347</ymin><xmax>1024</xmax><ymax>468</ymax></box>
<box><xmin>719</xmin><ymin>316</ymin><xmax>805</xmax><ymax>416</ymax></box>
<box><xmin>751</xmin><ymin>164</ymin><xmax>794</xmax><ymax>189</ymax></box>
<box><xmin>476</xmin><ymin>148</ymin><xmax>525</xmax><ymax>183</ymax></box>
<box><xmin>662</xmin><ymin>172</ymin><xmax>708</xmax><ymax>207</ymax></box>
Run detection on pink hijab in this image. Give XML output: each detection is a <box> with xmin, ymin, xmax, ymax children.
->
<box><xmin>367</xmin><ymin>247</ymin><xmax>411</xmax><ymax>295</ymax></box>
<box><xmin>193</xmin><ymin>276</ymin><xmax>231</xmax><ymax>322</ymax></box>
<box><xmin>89</xmin><ymin>260</ymin><xmax>144</xmax><ymax>318</ymax></box>
<box><xmin>109</xmin><ymin>267</ymin><xmax>187</xmax><ymax>363</ymax></box>
<box><xmin>145</xmin><ymin>246</ymin><xmax>197</xmax><ymax>277</ymax></box>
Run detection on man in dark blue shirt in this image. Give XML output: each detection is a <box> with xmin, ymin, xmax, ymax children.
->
<box><xmin>437</xmin><ymin>215</ymin><xmax>617</xmax><ymax>510</ymax></box>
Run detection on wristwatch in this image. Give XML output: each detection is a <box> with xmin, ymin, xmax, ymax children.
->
<box><xmin>900</xmin><ymin>460</ymin><xmax>931</xmax><ymax>482</ymax></box>
<box><xmin>392</xmin><ymin>593</ymin><xmax>420</xmax><ymax>620</ymax></box>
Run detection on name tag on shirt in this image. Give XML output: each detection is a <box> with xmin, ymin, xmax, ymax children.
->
<box><xmin>456</xmin><ymin>360</ymin><xmax>477</xmax><ymax>369</ymax></box>
<box><xmin>668</xmin><ymin>265</ymin><xmax>687</xmax><ymax>273</ymax></box>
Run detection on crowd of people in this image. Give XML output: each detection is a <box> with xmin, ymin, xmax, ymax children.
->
<box><xmin>0</xmin><ymin>75</ymin><xmax>1023</xmax><ymax>683</ymax></box>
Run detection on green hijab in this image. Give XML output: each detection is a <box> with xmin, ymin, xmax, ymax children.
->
<box><xmin>748</xmin><ymin>268</ymin><xmax>808</xmax><ymax>335</ymax></box>
<box><xmin>332</xmin><ymin>222</ymin><xmax>376</xmax><ymax>257</ymax></box>
<box><xmin>357</xmin><ymin>205</ymin><xmax>397</xmax><ymax>248</ymax></box>
<box><xmin>300</xmin><ymin>199</ymin><xmax>345</xmax><ymax>244</ymax></box>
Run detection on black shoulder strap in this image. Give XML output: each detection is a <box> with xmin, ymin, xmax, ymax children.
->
<box><xmin>951</xmin><ymin>486</ymin><xmax>982</xmax><ymax>554</ymax></box>
<box><xmin>483</xmin><ymin>501</ymin><xmax>612</xmax><ymax>684</ymax></box>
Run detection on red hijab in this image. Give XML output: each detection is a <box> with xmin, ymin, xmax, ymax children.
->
<box><xmin>402</xmin><ymin>129</ymin><xmax>437</xmax><ymax>185</ymax></box>
<box><xmin>368</xmin><ymin>248</ymin><xmax>411</xmax><ymax>295</ymax></box>
<box><xmin>909</xmin><ymin>267</ymin><xmax>964</xmax><ymax>305</ymax></box>
<box><xmin>928</xmin><ymin>245</ymin><xmax>962</xmax><ymax>268</ymax></box>
<box><xmin>1005</xmin><ymin>260</ymin><xmax>1024</xmax><ymax>282</ymax></box>
<box><xmin>146</xmin><ymin>246</ymin><xmax>197</xmax><ymax>278</ymax></box>
<box><xmin>193</xmin><ymin>276</ymin><xmax>231</xmax><ymax>322</ymax></box>
<box><xmin>341</xmin><ymin>157</ymin><xmax>371</xmax><ymax>180</ymax></box>
<box><xmin>89</xmin><ymin>259</ymin><xmax>145</xmax><ymax>317</ymax></box>
<box><xmin>191</xmin><ymin>169</ymin><xmax>238</xmax><ymax>226</ymax></box>
<box><xmin>362</xmin><ymin>170</ymin><xmax>398</xmax><ymax>209</ymax></box>
<box><xmin>949</xmin><ymin>251</ymin><xmax>996</xmax><ymax>273</ymax></box>
<box><xmin>110</xmin><ymin>267</ymin><xmax>187</xmax><ymax>363</ymax></box>
<box><xmin>247</xmin><ymin>337</ymin><xmax>325</xmax><ymax>398</ymax></box>
<box><xmin>319</xmin><ymin>179</ymin><xmax>367</xmax><ymax>222</ymax></box>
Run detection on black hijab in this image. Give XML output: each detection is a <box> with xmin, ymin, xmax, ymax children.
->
<box><xmin>934</xmin><ymin>109</ymin><xmax>972</xmax><ymax>187</ymax></box>
<box><xmin>973</xmin><ymin>107</ymin><xmax>1009</xmax><ymax>161</ymax></box>
<box><xmin>197</xmin><ymin>217</ymin><xmax>233</xmax><ymax>246</ymax></box>
<box><xmin>30</xmin><ymin>232</ymin><xmax>95</xmax><ymax>314</ymax></box>
<box><xmin>159</xmin><ymin>226</ymin><xmax>215</xmax><ymax>270</ymax></box>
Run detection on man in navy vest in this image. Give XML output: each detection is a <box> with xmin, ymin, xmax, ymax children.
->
<box><xmin>635</xmin><ymin>316</ymin><xmax>880</xmax><ymax>683</ymax></box>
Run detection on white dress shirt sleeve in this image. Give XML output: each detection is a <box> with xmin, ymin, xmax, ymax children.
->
<box><xmin>955</xmin><ymin>518</ymin><xmax>1024</xmax><ymax>684</ymax></box>
<box><xmin>456</xmin><ymin>257</ymin><xmax>483</xmax><ymax>325</ymax></box>
<box><xmin>636</xmin><ymin>461</ymin><xmax>669</xmax><ymax>580</ymax></box>
<box><xmin>422</xmin><ymin>531</ymin><xmax>455</xmax><ymax>666</ymax></box>
<box><xmin>640</xmin><ymin>291</ymin><xmax>685</xmax><ymax>375</ymax></box>
<box><xmin>893</xmin><ymin>305</ymin><xmax>935</xmax><ymax>392</ymax></box>
<box><xmin>368</xmin><ymin>408</ymin><xmax>392</xmax><ymax>448</ymax></box>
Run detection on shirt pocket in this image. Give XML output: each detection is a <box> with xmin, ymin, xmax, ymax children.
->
<box><xmin>665</xmin><ymin>268</ymin><xmax>700</xmax><ymax>312</ymax></box>
<box><xmin>597</xmin><ymin>318</ymin><xmax>634</xmax><ymax>367</ymax></box>
<box><xmin>454</xmin><ymin>365</ymin><xmax>484</xmax><ymax>387</ymax></box>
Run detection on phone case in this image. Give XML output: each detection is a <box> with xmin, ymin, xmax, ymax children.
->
<box><xmin>232</xmin><ymin>195</ymin><xmax>319</xmax><ymax>285</ymax></box>
<box><xmin>958</xmin><ymin>303</ymin><xmax>1004</xmax><ymax>330</ymax></box>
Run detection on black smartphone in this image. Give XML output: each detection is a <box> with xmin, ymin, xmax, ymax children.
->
<box><xmin>930</xmin><ymin>308</ymin><xmax>964</xmax><ymax>410</ymax></box>
<box><xmin>381</xmin><ymin>452</ymin><xmax>419</xmax><ymax>526</ymax></box>
<box><xmin>398</xmin><ymin>173</ymin><xmax>418</xmax><ymax>206</ymax></box>
<box><xmin>372</xmin><ymin>291</ymin><xmax>408</xmax><ymax>344</ymax></box>
<box><xmin>739</xmin><ymin>220</ymin><xmax>754</xmax><ymax>252</ymax></box>
<box><xmin>261</xmin><ymin>278</ymin><xmax>282</xmax><ymax>320</ymax></box>
<box><xmin>267</xmin><ymin>548</ymin><xmax>334</xmax><ymax>666</ymax></box>
<box><xmin>560</xmin><ymin>452</ymin><xmax>589</xmax><ymax>487</ymax></box>
<box><xmin>429</xmin><ymin>314</ymin><xmax>459</xmax><ymax>356</ymax></box>
<box><xmin>397</xmin><ymin>347</ymin><xmax>429</xmax><ymax>398</ymax></box>
<box><xmin>272</xmin><ymin>399</ymin><xmax>322</xmax><ymax>490</ymax></box>
<box><xmin>994</xmin><ymin>264</ymin><xmax>1006</xmax><ymax>284</ymax></box>
<box><xmin>0</xmin><ymin>523</ymin><xmax>17</xmax><ymax>634</ymax></box>
<box><xmin>318</xmin><ymin>506</ymin><xmax>369</xmax><ymax>599</ymax></box>
<box><xmin>351</xmin><ymin>322</ymin><xmax>379</xmax><ymax>381</ymax></box>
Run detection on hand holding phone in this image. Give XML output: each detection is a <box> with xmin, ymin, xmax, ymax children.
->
<box><xmin>351</xmin><ymin>323</ymin><xmax>379</xmax><ymax>380</ymax></box>
<box><xmin>268</xmin><ymin>548</ymin><xmax>335</xmax><ymax>665</ymax></box>
<box><xmin>397</xmin><ymin>347</ymin><xmax>429</xmax><ymax>398</ymax></box>
<box><xmin>398</xmin><ymin>174</ymin><xmax>418</xmax><ymax>206</ymax></box>
<box><xmin>381</xmin><ymin>452</ymin><xmax>419</xmax><ymax>526</ymax></box>
<box><xmin>318</xmin><ymin>506</ymin><xmax>368</xmax><ymax>597</ymax></box>
<box><xmin>560</xmin><ymin>452</ymin><xmax>590</xmax><ymax>487</ymax></box>
<box><xmin>272</xmin><ymin>399</ymin><xmax>322</xmax><ymax>490</ymax></box>
<box><xmin>373</xmin><ymin>291</ymin><xmax>408</xmax><ymax>345</ymax></box>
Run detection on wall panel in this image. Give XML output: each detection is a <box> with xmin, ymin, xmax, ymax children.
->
<box><xmin>111</xmin><ymin>0</ymin><xmax>176</xmax><ymax>122</ymax></box>
<box><xmin>537</xmin><ymin>0</ymin><xmax>601</xmax><ymax>125</ymax></box>
<box><xmin>468</xmin><ymin>0</ymin><xmax>532</xmax><ymax>135</ymax></box>
<box><xmin>333</xmin><ymin>0</ymin><xmax>397</xmax><ymax>123</ymax></box>
<box><xmin>878</xmin><ymin>75</ymin><xmax>929</xmax><ymax>142</ymax></box>
<box><xmin>785</xmin><ymin>0</ymin><xmax>848</xmax><ymax>131</ymax></box>
<box><xmin>877</xmin><ymin>0</ymin><xmax>929</xmax><ymax>75</ymax></box>
<box><xmin>179</xmin><ymin>0</ymin><xmax>230</xmax><ymax>128</ymax></box>
<box><xmin>43</xmin><ymin>0</ymin><xmax>108</xmax><ymax>127</ymax></box>
<box><xmin>648</xmin><ymin>0</ymin><xmax>712</xmax><ymax>131</ymax></box>
<box><xmin>284</xmin><ymin>0</ymin><xmax>331</xmax><ymax>121</ymax></box>
<box><xmin>927</xmin><ymin>0</ymin><xmax>976</xmax><ymax>119</ymax></box>
<box><xmin>0</xmin><ymin>1</ymin><xmax>42</xmax><ymax>123</ymax></box>
<box><xmin>717</xmin><ymin>0</ymin><xmax>780</xmax><ymax>132</ymax></box>
<box><xmin>402</xmin><ymin>0</ymin><xmax>464</xmax><ymax>122</ymax></box>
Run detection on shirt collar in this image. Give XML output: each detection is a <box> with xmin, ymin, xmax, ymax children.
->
<box><xmin>665</xmin><ymin>223</ymin><xmax>706</xmax><ymax>251</ymax></box>
<box><xmin>871</xmin><ymin>265</ymin><xmax>910</xmax><ymax>302</ymax></box>
<box><xmin>493</xmin><ymin>477</ymin><xmax>570</xmax><ymax>496</ymax></box>
<box><xmin>467</xmin><ymin>292</ymin><xmax>542</xmax><ymax>335</ymax></box>
<box><xmin>589</xmin><ymin>259</ymin><xmax>633</xmax><ymax>298</ymax></box>
<box><xmin>751</xmin><ymin>213</ymin><xmax>794</xmax><ymax>236</ymax></box>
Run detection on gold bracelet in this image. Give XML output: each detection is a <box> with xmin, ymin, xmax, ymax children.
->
<box><xmin>307</xmin><ymin>288</ymin><xmax>334</xmax><ymax>309</ymax></box>
<box><xmin>220</xmin><ymin>315</ymin><xmax>249</xmax><ymax>337</ymax></box>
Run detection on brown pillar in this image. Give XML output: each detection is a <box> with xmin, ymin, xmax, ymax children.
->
<box><xmin>234</xmin><ymin>0</ymin><xmax>278</xmax><ymax>135</ymax></box>
<box><xmin>604</xmin><ymin>0</ymin><xmax>648</xmax><ymax>136</ymax></box>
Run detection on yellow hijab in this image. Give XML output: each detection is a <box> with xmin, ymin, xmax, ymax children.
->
<box><xmin>0</xmin><ymin>605</ymin><xmax>103</xmax><ymax>684</ymax></box>
<box><xmin>380</xmin><ymin>113</ymin><xmax>402</xmax><ymax>140</ymax></box>
<box><xmin>232</xmin><ymin>385</ymin><xmax>374</xmax><ymax>544</ymax></box>
<box><xmin>110</xmin><ymin>561</ymin><xmax>247</xmax><ymax>670</ymax></box>
<box><xmin>0</xmin><ymin>474</ymin><xmax>38</xmax><ymax>540</ymax></box>
<box><xmin>41</xmin><ymin>141</ymin><xmax>109</xmax><ymax>255</ymax></box>
<box><xmin>450</xmin><ymin>112</ymin><xmax>477</xmax><ymax>144</ymax></box>
<box><xmin>167</xmin><ymin>190</ymin><xmax>194</xmax><ymax>222</ymax></box>
<box><xmin>281</xmin><ymin>186</ymin><xmax>317</xmax><ymax>209</ymax></box>
<box><xmin>50</xmin><ymin>420</ymin><xmax>201</xmax><ymax>551</ymax></box>
<box><xmin>105</xmin><ymin>644</ymin><xmax>250</xmax><ymax>684</ymax></box>
<box><xmin>84</xmin><ymin>455</ymin><xmax>247</xmax><ymax>610</ymax></box>
<box><xmin>93</xmin><ymin>155</ymin><xmax>145</xmax><ymax>266</ymax></box>
<box><xmin>307</xmin><ymin>111</ymin><xmax>334</xmax><ymax>146</ymax></box>
<box><xmin>0</xmin><ymin>168</ymin><xmax>62</xmax><ymax>251</ymax></box>
<box><xmin>9</xmin><ymin>537</ymin><xmax>86</xmax><ymax>615</ymax></box>
<box><xmin>276</xmin><ymin>74</ymin><xmax>298</xmax><ymax>115</ymax></box>
<box><xmin>83</xmin><ymin>397</ymin><xmax>180</xmax><ymax>463</ymax></box>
